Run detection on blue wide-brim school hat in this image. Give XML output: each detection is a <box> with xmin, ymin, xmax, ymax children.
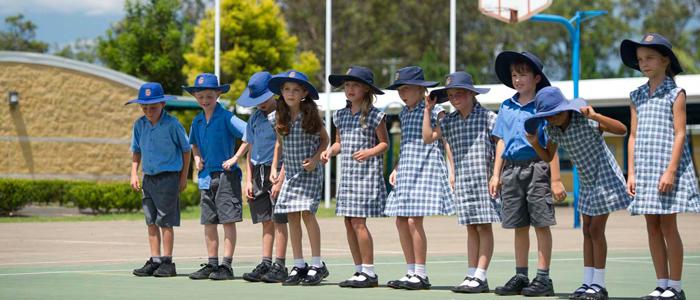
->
<box><xmin>386</xmin><ymin>66</ymin><xmax>439</xmax><ymax>90</ymax></box>
<box><xmin>495</xmin><ymin>51</ymin><xmax>551</xmax><ymax>91</ymax></box>
<box><xmin>328</xmin><ymin>66</ymin><xmax>385</xmax><ymax>95</ymax></box>
<box><xmin>268</xmin><ymin>70</ymin><xmax>319</xmax><ymax>100</ymax></box>
<box><xmin>237</xmin><ymin>71</ymin><xmax>275</xmax><ymax>107</ymax></box>
<box><xmin>620</xmin><ymin>33</ymin><xmax>683</xmax><ymax>75</ymax></box>
<box><xmin>182</xmin><ymin>73</ymin><xmax>231</xmax><ymax>94</ymax></box>
<box><xmin>429</xmin><ymin>71</ymin><xmax>490</xmax><ymax>103</ymax></box>
<box><xmin>125</xmin><ymin>82</ymin><xmax>176</xmax><ymax>105</ymax></box>
<box><xmin>524</xmin><ymin>86</ymin><xmax>587</xmax><ymax>134</ymax></box>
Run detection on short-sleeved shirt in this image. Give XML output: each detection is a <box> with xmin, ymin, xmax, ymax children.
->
<box><xmin>243</xmin><ymin>109</ymin><xmax>276</xmax><ymax>166</ymax></box>
<box><xmin>131</xmin><ymin>110</ymin><xmax>191</xmax><ymax>175</ymax></box>
<box><xmin>492</xmin><ymin>94</ymin><xmax>547</xmax><ymax>161</ymax></box>
<box><xmin>189</xmin><ymin>103</ymin><xmax>247</xmax><ymax>189</ymax></box>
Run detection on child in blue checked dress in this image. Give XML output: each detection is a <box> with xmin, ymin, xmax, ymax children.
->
<box><xmin>422</xmin><ymin>72</ymin><xmax>500</xmax><ymax>294</ymax></box>
<box><xmin>267</xmin><ymin>70</ymin><xmax>330</xmax><ymax>286</ymax></box>
<box><xmin>620</xmin><ymin>33</ymin><xmax>700</xmax><ymax>300</ymax></box>
<box><xmin>321</xmin><ymin>66</ymin><xmax>389</xmax><ymax>288</ymax></box>
<box><xmin>384</xmin><ymin>66</ymin><xmax>455</xmax><ymax>290</ymax></box>
<box><xmin>525</xmin><ymin>87</ymin><xmax>632</xmax><ymax>300</ymax></box>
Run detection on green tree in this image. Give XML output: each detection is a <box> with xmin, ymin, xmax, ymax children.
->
<box><xmin>0</xmin><ymin>14</ymin><xmax>48</xmax><ymax>53</ymax></box>
<box><xmin>183</xmin><ymin>0</ymin><xmax>320</xmax><ymax>102</ymax></box>
<box><xmin>97</xmin><ymin>0</ymin><xmax>186</xmax><ymax>93</ymax></box>
<box><xmin>54</xmin><ymin>39</ymin><xmax>98</xmax><ymax>63</ymax></box>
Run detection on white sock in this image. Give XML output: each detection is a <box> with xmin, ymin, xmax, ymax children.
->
<box><xmin>467</xmin><ymin>267</ymin><xmax>476</xmax><ymax>278</ymax></box>
<box><xmin>661</xmin><ymin>286</ymin><xmax>682</xmax><ymax>298</ymax></box>
<box><xmin>473</xmin><ymin>268</ymin><xmax>487</xmax><ymax>281</ymax></box>
<box><xmin>293</xmin><ymin>258</ymin><xmax>305</xmax><ymax>269</ymax></box>
<box><xmin>459</xmin><ymin>277</ymin><xmax>472</xmax><ymax>286</ymax></box>
<box><xmin>354</xmin><ymin>264</ymin><xmax>362</xmax><ymax>273</ymax></box>
<box><xmin>407</xmin><ymin>263</ymin><xmax>415</xmax><ymax>276</ymax></box>
<box><xmin>311</xmin><ymin>256</ymin><xmax>322</xmax><ymax>268</ymax></box>
<box><xmin>668</xmin><ymin>280</ymin><xmax>682</xmax><ymax>291</ymax></box>
<box><xmin>414</xmin><ymin>264</ymin><xmax>426</xmax><ymax>279</ymax></box>
<box><xmin>583</xmin><ymin>267</ymin><xmax>594</xmax><ymax>286</ymax></box>
<box><xmin>648</xmin><ymin>288</ymin><xmax>663</xmax><ymax>297</ymax></box>
<box><xmin>657</xmin><ymin>278</ymin><xmax>669</xmax><ymax>288</ymax></box>
<box><xmin>361</xmin><ymin>264</ymin><xmax>376</xmax><ymax>278</ymax></box>
<box><xmin>592</xmin><ymin>268</ymin><xmax>605</xmax><ymax>288</ymax></box>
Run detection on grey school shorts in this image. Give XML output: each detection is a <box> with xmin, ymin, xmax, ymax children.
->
<box><xmin>249</xmin><ymin>164</ymin><xmax>288</xmax><ymax>224</ymax></box>
<box><xmin>500</xmin><ymin>159</ymin><xmax>556</xmax><ymax>229</ymax></box>
<box><xmin>142</xmin><ymin>172</ymin><xmax>181</xmax><ymax>227</ymax></box>
<box><xmin>200</xmin><ymin>171</ymin><xmax>243</xmax><ymax>225</ymax></box>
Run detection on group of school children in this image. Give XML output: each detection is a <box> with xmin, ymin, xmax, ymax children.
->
<box><xmin>125</xmin><ymin>33</ymin><xmax>698</xmax><ymax>300</ymax></box>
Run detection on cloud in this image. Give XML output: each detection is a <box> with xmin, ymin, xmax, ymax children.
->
<box><xmin>0</xmin><ymin>0</ymin><xmax>125</xmax><ymax>16</ymax></box>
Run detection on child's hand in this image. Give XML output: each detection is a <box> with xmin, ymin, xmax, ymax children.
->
<box><xmin>320</xmin><ymin>150</ymin><xmax>331</xmax><ymax>164</ymax></box>
<box><xmin>551</xmin><ymin>180</ymin><xmax>567</xmax><ymax>202</ymax></box>
<box><xmin>194</xmin><ymin>156</ymin><xmax>205</xmax><ymax>171</ymax></box>
<box><xmin>424</xmin><ymin>94</ymin><xmax>437</xmax><ymax>111</ymax></box>
<box><xmin>245</xmin><ymin>179</ymin><xmax>254</xmax><ymax>200</ymax></box>
<box><xmin>270</xmin><ymin>180</ymin><xmax>283</xmax><ymax>200</ymax></box>
<box><xmin>449</xmin><ymin>173</ymin><xmax>455</xmax><ymax>191</ymax></box>
<box><xmin>579</xmin><ymin>106</ymin><xmax>598</xmax><ymax>119</ymax></box>
<box><xmin>488</xmin><ymin>175</ymin><xmax>501</xmax><ymax>198</ymax></box>
<box><xmin>178</xmin><ymin>176</ymin><xmax>188</xmax><ymax>192</ymax></box>
<box><xmin>389</xmin><ymin>169</ymin><xmax>397</xmax><ymax>186</ymax></box>
<box><xmin>130</xmin><ymin>174</ymin><xmax>141</xmax><ymax>191</ymax></box>
<box><xmin>658</xmin><ymin>170</ymin><xmax>676</xmax><ymax>193</ymax></box>
<box><xmin>627</xmin><ymin>175</ymin><xmax>636</xmax><ymax>196</ymax></box>
<box><xmin>221</xmin><ymin>156</ymin><xmax>237</xmax><ymax>171</ymax></box>
<box><xmin>525</xmin><ymin>132</ymin><xmax>539</xmax><ymax>147</ymax></box>
<box><xmin>352</xmin><ymin>149</ymin><xmax>371</xmax><ymax>162</ymax></box>
<box><xmin>270</xmin><ymin>168</ymin><xmax>278</xmax><ymax>184</ymax></box>
<box><xmin>302</xmin><ymin>156</ymin><xmax>319</xmax><ymax>172</ymax></box>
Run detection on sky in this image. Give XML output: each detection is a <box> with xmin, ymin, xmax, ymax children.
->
<box><xmin>0</xmin><ymin>0</ymin><xmax>125</xmax><ymax>48</ymax></box>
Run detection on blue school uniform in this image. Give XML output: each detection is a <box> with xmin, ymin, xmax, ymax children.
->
<box><xmin>131</xmin><ymin>110</ymin><xmax>191</xmax><ymax>175</ymax></box>
<box><xmin>244</xmin><ymin>109</ymin><xmax>276</xmax><ymax>166</ymax></box>
<box><xmin>492</xmin><ymin>94</ymin><xmax>547</xmax><ymax>160</ymax></box>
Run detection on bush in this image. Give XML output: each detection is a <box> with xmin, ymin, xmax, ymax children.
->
<box><xmin>0</xmin><ymin>179</ymin><xmax>32</xmax><ymax>215</ymax></box>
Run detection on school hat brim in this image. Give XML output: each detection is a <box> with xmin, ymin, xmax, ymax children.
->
<box><xmin>124</xmin><ymin>95</ymin><xmax>176</xmax><ymax>105</ymax></box>
<box><xmin>182</xmin><ymin>84</ymin><xmax>231</xmax><ymax>95</ymax></box>
<box><xmin>523</xmin><ymin>98</ymin><xmax>587</xmax><ymax>135</ymax></box>
<box><xmin>237</xmin><ymin>88</ymin><xmax>275</xmax><ymax>107</ymax></box>
<box><xmin>495</xmin><ymin>51</ymin><xmax>551</xmax><ymax>91</ymax></box>
<box><xmin>386</xmin><ymin>80</ymin><xmax>439</xmax><ymax>90</ymax></box>
<box><xmin>620</xmin><ymin>39</ymin><xmax>683</xmax><ymax>75</ymax></box>
<box><xmin>328</xmin><ymin>75</ymin><xmax>385</xmax><ymax>95</ymax></box>
<box><xmin>268</xmin><ymin>77</ymin><xmax>319</xmax><ymax>100</ymax></box>
<box><xmin>429</xmin><ymin>85</ymin><xmax>490</xmax><ymax>104</ymax></box>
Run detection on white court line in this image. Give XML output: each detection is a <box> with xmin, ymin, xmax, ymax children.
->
<box><xmin>2</xmin><ymin>256</ymin><xmax>698</xmax><ymax>277</ymax></box>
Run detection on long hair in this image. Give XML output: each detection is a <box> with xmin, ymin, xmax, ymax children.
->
<box><xmin>346</xmin><ymin>83</ymin><xmax>377</xmax><ymax>129</ymax></box>
<box><xmin>275</xmin><ymin>94</ymin><xmax>323</xmax><ymax>136</ymax></box>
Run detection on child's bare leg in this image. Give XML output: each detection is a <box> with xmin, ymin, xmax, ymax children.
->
<box><xmin>161</xmin><ymin>227</ymin><xmax>174</xmax><ymax>257</ymax></box>
<box><xmin>477</xmin><ymin>224</ymin><xmax>494</xmax><ymax>270</ymax></box>
<box><xmin>287</xmin><ymin>212</ymin><xmax>303</xmax><ymax>259</ymax></box>
<box><xmin>262</xmin><ymin>220</ymin><xmax>274</xmax><ymax>259</ymax></box>
<box><xmin>274</xmin><ymin>222</ymin><xmax>288</xmax><ymax>260</ymax></box>
<box><xmin>350</xmin><ymin>217</ymin><xmax>374</xmax><ymax>265</ymax></box>
<box><xmin>659</xmin><ymin>214</ymin><xmax>683</xmax><ymax>281</ymax></box>
<box><xmin>204</xmin><ymin>224</ymin><xmax>219</xmax><ymax>258</ymax></box>
<box><xmin>534</xmin><ymin>226</ymin><xmax>552</xmax><ymax>270</ymax></box>
<box><xmin>147</xmin><ymin>224</ymin><xmax>161</xmax><ymax>257</ymax></box>
<box><xmin>301</xmin><ymin>211</ymin><xmax>321</xmax><ymax>258</ymax></box>
<box><xmin>589</xmin><ymin>214</ymin><xmax>609</xmax><ymax>269</ymax></box>
<box><xmin>514</xmin><ymin>226</ymin><xmax>530</xmax><ymax>271</ymax></box>
<box><xmin>396</xmin><ymin>217</ymin><xmax>415</xmax><ymax>264</ymax></box>
<box><xmin>222</xmin><ymin>223</ymin><xmax>236</xmax><ymax>258</ymax></box>
<box><xmin>407</xmin><ymin>217</ymin><xmax>427</xmax><ymax>264</ymax></box>
<box><xmin>645</xmin><ymin>215</ymin><xmax>669</xmax><ymax>279</ymax></box>
<box><xmin>582</xmin><ymin>215</ymin><xmax>594</xmax><ymax>269</ymax></box>
<box><xmin>467</xmin><ymin>225</ymin><xmax>479</xmax><ymax>270</ymax></box>
<box><xmin>345</xmin><ymin>217</ymin><xmax>362</xmax><ymax>266</ymax></box>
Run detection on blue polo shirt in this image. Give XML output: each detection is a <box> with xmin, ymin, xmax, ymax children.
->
<box><xmin>242</xmin><ymin>109</ymin><xmax>276</xmax><ymax>166</ymax></box>
<box><xmin>131</xmin><ymin>110</ymin><xmax>192</xmax><ymax>175</ymax></box>
<box><xmin>189</xmin><ymin>103</ymin><xmax>247</xmax><ymax>189</ymax></box>
<box><xmin>492</xmin><ymin>93</ymin><xmax>547</xmax><ymax>161</ymax></box>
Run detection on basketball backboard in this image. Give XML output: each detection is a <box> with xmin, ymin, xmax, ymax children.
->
<box><xmin>479</xmin><ymin>0</ymin><xmax>553</xmax><ymax>24</ymax></box>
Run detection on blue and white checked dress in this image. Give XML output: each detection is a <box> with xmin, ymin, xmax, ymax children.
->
<box><xmin>268</xmin><ymin>112</ymin><xmax>324</xmax><ymax>214</ymax></box>
<box><xmin>384</xmin><ymin>101</ymin><xmax>455</xmax><ymax>217</ymax></box>
<box><xmin>333</xmin><ymin>106</ymin><xmax>387</xmax><ymax>217</ymax></box>
<box><xmin>628</xmin><ymin>78</ymin><xmax>700</xmax><ymax>215</ymax></box>
<box><xmin>441</xmin><ymin>103</ymin><xmax>501</xmax><ymax>225</ymax></box>
<box><xmin>545</xmin><ymin>113</ymin><xmax>631</xmax><ymax>216</ymax></box>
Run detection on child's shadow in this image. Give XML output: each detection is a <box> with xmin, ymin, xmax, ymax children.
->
<box><xmin>555</xmin><ymin>294</ymin><xmax>642</xmax><ymax>300</ymax></box>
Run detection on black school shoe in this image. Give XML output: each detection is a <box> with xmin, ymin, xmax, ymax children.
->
<box><xmin>301</xmin><ymin>262</ymin><xmax>329</xmax><ymax>286</ymax></box>
<box><xmin>452</xmin><ymin>278</ymin><xmax>489</xmax><ymax>293</ymax></box>
<box><xmin>153</xmin><ymin>262</ymin><xmax>177</xmax><ymax>277</ymax></box>
<box><xmin>495</xmin><ymin>274</ymin><xmax>530</xmax><ymax>295</ymax></box>
<box><xmin>282</xmin><ymin>264</ymin><xmax>308</xmax><ymax>286</ymax></box>
<box><xmin>387</xmin><ymin>275</ymin><xmax>410</xmax><ymax>289</ymax></box>
<box><xmin>569</xmin><ymin>284</ymin><xmax>590</xmax><ymax>299</ymax></box>
<box><xmin>133</xmin><ymin>258</ymin><xmax>160</xmax><ymax>276</ymax></box>
<box><xmin>261</xmin><ymin>262</ymin><xmax>288</xmax><ymax>283</ymax></box>
<box><xmin>209</xmin><ymin>264</ymin><xmax>234</xmax><ymax>280</ymax></box>
<box><xmin>339</xmin><ymin>272</ymin><xmax>360</xmax><ymax>288</ymax></box>
<box><xmin>400</xmin><ymin>275</ymin><xmax>431</xmax><ymax>290</ymax></box>
<box><xmin>580</xmin><ymin>284</ymin><xmax>608</xmax><ymax>300</ymax></box>
<box><xmin>349</xmin><ymin>273</ymin><xmax>379</xmax><ymax>288</ymax></box>
<box><xmin>641</xmin><ymin>287</ymin><xmax>666</xmax><ymax>300</ymax></box>
<box><xmin>521</xmin><ymin>275</ymin><xmax>555</xmax><ymax>297</ymax></box>
<box><xmin>242</xmin><ymin>262</ymin><xmax>271</xmax><ymax>282</ymax></box>
<box><xmin>189</xmin><ymin>263</ymin><xmax>217</xmax><ymax>280</ymax></box>
<box><xmin>660</xmin><ymin>288</ymin><xmax>686</xmax><ymax>300</ymax></box>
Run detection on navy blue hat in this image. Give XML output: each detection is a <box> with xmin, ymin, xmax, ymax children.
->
<box><xmin>429</xmin><ymin>72</ymin><xmax>490</xmax><ymax>103</ymax></box>
<box><xmin>495</xmin><ymin>51</ymin><xmax>551</xmax><ymax>91</ymax></box>
<box><xmin>386</xmin><ymin>66</ymin><xmax>439</xmax><ymax>90</ymax></box>
<box><xmin>237</xmin><ymin>71</ymin><xmax>275</xmax><ymax>107</ymax></box>
<box><xmin>125</xmin><ymin>82</ymin><xmax>176</xmax><ymax>105</ymax></box>
<box><xmin>328</xmin><ymin>66</ymin><xmax>384</xmax><ymax>95</ymax></box>
<box><xmin>620</xmin><ymin>33</ymin><xmax>683</xmax><ymax>75</ymax></box>
<box><xmin>182</xmin><ymin>73</ymin><xmax>230</xmax><ymax>94</ymax></box>
<box><xmin>524</xmin><ymin>86</ymin><xmax>587</xmax><ymax>134</ymax></box>
<box><xmin>268</xmin><ymin>70</ymin><xmax>319</xmax><ymax>100</ymax></box>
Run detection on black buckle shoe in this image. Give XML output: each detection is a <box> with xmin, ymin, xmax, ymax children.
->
<box><xmin>153</xmin><ymin>262</ymin><xmax>177</xmax><ymax>277</ymax></box>
<box><xmin>282</xmin><ymin>264</ymin><xmax>308</xmax><ymax>286</ymax></box>
<box><xmin>660</xmin><ymin>288</ymin><xmax>686</xmax><ymax>300</ymax></box>
<box><xmin>133</xmin><ymin>258</ymin><xmax>160</xmax><ymax>277</ymax></box>
<box><xmin>261</xmin><ymin>262</ymin><xmax>288</xmax><ymax>283</ymax></box>
<box><xmin>495</xmin><ymin>274</ymin><xmax>530</xmax><ymax>295</ymax></box>
<box><xmin>339</xmin><ymin>272</ymin><xmax>360</xmax><ymax>288</ymax></box>
<box><xmin>349</xmin><ymin>272</ymin><xmax>378</xmax><ymax>288</ymax></box>
<box><xmin>301</xmin><ymin>262</ymin><xmax>329</xmax><ymax>286</ymax></box>
<box><xmin>452</xmin><ymin>277</ymin><xmax>489</xmax><ymax>293</ymax></box>
<box><xmin>580</xmin><ymin>284</ymin><xmax>609</xmax><ymax>300</ymax></box>
<box><xmin>569</xmin><ymin>284</ymin><xmax>590</xmax><ymax>299</ymax></box>
<box><xmin>209</xmin><ymin>264</ymin><xmax>234</xmax><ymax>280</ymax></box>
<box><xmin>401</xmin><ymin>275</ymin><xmax>431</xmax><ymax>290</ymax></box>
<box><xmin>521</xmin><ymin>275</ymin><xmax>554</xmax><ymax>297</ymax></box>
<box><xmin>189</xmin><ymin>263</ymin><xmax>217</xmax><ymax>280</ymax></box>
<box><xmin>243</xmin><ymin>262</ymin><xmax>271</xmax><ymax>282</ymax></box>
<box><xmin>641</xmin><ymin>287</ymin><xmax>666</xmax><ymax>300</ymax></box>
<box><xmin>387</xmin><ymin>275</ymin><xmax>410</xmax><ymax>289</ymax></box>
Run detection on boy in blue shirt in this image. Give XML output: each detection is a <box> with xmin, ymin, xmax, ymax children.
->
<box><xmin>489</xmin><ymin>51</ymin><xmax>567</xmax><ymax>296</ymax></box>
<box><xmin>128</xmin><ymin>82</ymin><xmax>192</xmax><ymax>277</ymax></box>
<box><xmin>185</xmin><ymin>74</ymin><xmax>247</xmax><ymax>280</ymax></box>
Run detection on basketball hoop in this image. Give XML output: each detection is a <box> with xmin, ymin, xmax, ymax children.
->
<box><xmin>479</xmin><ymin>0</ymin><xmax>553</xmax><ymax>24</ymax></box>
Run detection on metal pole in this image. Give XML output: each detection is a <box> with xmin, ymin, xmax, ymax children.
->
<box><xmin>449</xmin><ymin>0</ymin><xmax>456</xmax><ymax>73</ymax></box>
<box><xmin>324</xmin><ymin>0</ymin><xmax>332</xmax><ymax>208</ymax></box>
<box><xmin>214</xmin><ymin>0</ymin><xmax>220</xmax><ymax>79</ymax></box>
